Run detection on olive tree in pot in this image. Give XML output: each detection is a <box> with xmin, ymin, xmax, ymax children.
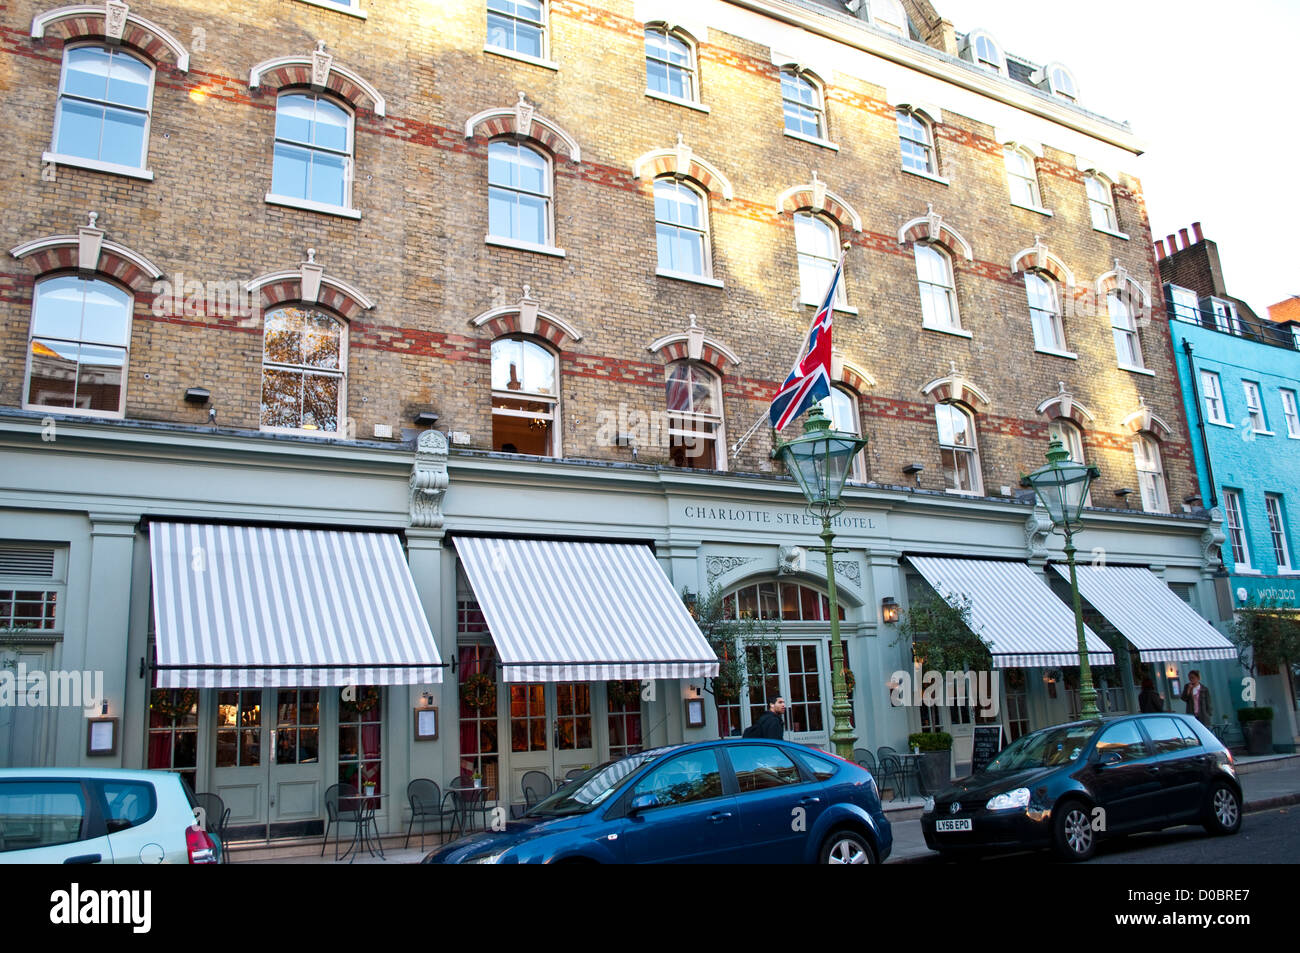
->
<box><xmin>907</xmin><ymin>731</ymin><xmax>953</xmax><ymax>793</ymax></box>
<box><xmin>1228</xmin><ymin>598</ymin><xmax>1300</xmax><ymax>755</ymax></box>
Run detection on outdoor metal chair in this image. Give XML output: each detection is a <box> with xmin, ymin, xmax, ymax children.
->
<box><xmin>405</xmin><ymin>779</ymin><xmax>457</xmax><ymax>851</ymax></box>
<box><xmin>321</xmin><ymin>783</ymin><xmax>363</xmax><ymax>861</ymax></box>
<box><xmin>565</xmin><ymin>767</ymin><xmax>587</xmax><ymax>781</ymax></box>
<box><xmin>852</xmin><ymin>748</ymin><xmax>877</xmax><ymax>776</ymax></box>
<box><xmin>195</xmin><ymin>792</ymin><xmax>231</xmax><ymax>863</ymax></box>
<box><xmin>878</xmin><ymin>754</ymin><xmax>909</xmax><ymax>801</ymax></box>
<box><xmin>521</xmin><ymin>770</ymin><xmax>553</xmax><ymax>809</ymax></box>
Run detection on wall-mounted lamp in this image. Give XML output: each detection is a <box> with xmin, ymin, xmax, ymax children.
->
<box><xmin>903</xmin><ymin>463</ymin><xmax>924</xmax><ymax>486</ymax></box>
<box><xmin>413</xmin><ymin>411</ymin><xmax>439</xmax><ymax>428</ymax></box>
<box><xmin>1165</xmin><ymin>663</ymin><xmax>1178</xmax><ymax>679</ymax></box>
<box><xmin>1114</xmin><ymin>488</ymin><xmax>1133</xmax><ymax>507</ymax></box>
<box><xmin>881</xmin><ymin>596</ymin><xmax>900</xmax><ymax>624</ymax></box>
<box><xmin>184</xmin><ymin>387</ymin><xmax>210</xmax><ymax>405</ymax></box>
<box><xmin>101</xmin><ymin>698</ymin><xmax>109</xmax><ymax>716</ymax></box>
<box><xmin>420</xmin><ymin>691</ymin><xmax>434</xmax><ymax>707</ymax></box>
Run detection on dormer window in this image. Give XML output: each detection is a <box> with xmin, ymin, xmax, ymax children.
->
<box><xmin>967</xmin><ymin>31</ymin><xmax>1005</xmax><ymax>75</ymax></box>
<box><xmin>1048</xmin><ymin>65</ymin><xmax>1077</xmax><ymax>102</ymax></box>
<box><xmin>867</xmin><ymin>0</ymin><xmax>906</xmax><ymax>34</ymax></box>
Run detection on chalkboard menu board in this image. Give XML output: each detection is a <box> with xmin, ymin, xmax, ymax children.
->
<box><xmin>970</xmin><ymin>724</ymin><xmax>1004</xmax><ymax>775</ymax></box>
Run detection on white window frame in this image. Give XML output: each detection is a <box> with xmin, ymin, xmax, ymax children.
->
<box><xmin>1167</xmin><ymin>284</ymin><xmax>1200</xmax><ymax>324</ymax></box>
<box><xmin>968</xmin><ymin>31</ymin><xmax>1006</xmax><ymax>75</ymax></box>
<box><xmin>1025</xmin><ymin>272</ymin><xmax>1066</xmax><ymax>353</ymax></box>
<box><xmin>1265</xmin><ymin>494</ymin><xmax>1293</xmax><ymax>572</ymax></box>
<box><xmin>820</xmin><ymin>386</ymin><xmax>866</xmax><ymax>483</ymax></box>
<box><xmin>1242</xmin><ymin>381</ymin><xmax>1269</xmax><ymax>433</ymax></box>
<box><xmin>48</xmin><ymin>43</ymin><xmax>156</xmax><ymax>179</ymax></box>
<box><xmin>486</xmin><ymin>0</ymin><xmax>548</xmax><ymax>62</ymax></box>
<box><xmin>915</xmin><ymin>243</ymin><xmax>962</xmax><ymax>333</ymax></box>
<box><xmin>1132</xmin><ymin>434</ymin><xmax>1169</xmax><ymax>514</ymax></box>
<box><xmin>936</xmin><ymin>402</ymin><xmax>982</xmax><ymax>495</ymax></box>
<box><xmin>780</xmin><ymin>69</ymin><xmax>827</xmax><ymax>143</ymax></box>
<box><xmin>896</xmin><ymin>109</ymin><xmax>935</xmax><ymax>176</ymax></box>
<box><xmin>654</xmin><ymin>178</ymin><xmax>712</xmax><ymax>281</ymax></box>
<box><xmin>868</xmin><ymin>0</ymin><xmax>907</xmax><ymax>33</ymax></box>
<box><xmin>1048</xmin><ymin>65</ymin><xmax>1077</xmax><ymax>102</ymax></box>
<box><xmin>1280</xmin><ymin>388</ymin><xmax>1300</xmax><ymax>438</ymax></box>
<box><xmin>486</xmin><ymin>139</ymin><xmax>556</xmax><ymax>251</ymax></box>
<box><xmin>1109</xmin><ymin>292</ymin><xmax>1145</xmax><ymax>370</ymax></box>
<box><xmin>1085</xmin><ymin>174</ymin><xmax>1118</xmax><ymax>232</ymax></box>
<box><xmin>644</xmin><ymin>25</ymin><xmax>698</xmax><ymax>106</ymax></box>
<box><xmin>296</xmin><ymin>0</ymin><xmax>367</xmax><ymax>17</ymax></box>
<box><xmin>794</xmin><ymin>212</ymin><xmax>846</xmax><ymax>308</ymax></box>
<box><xmin>1209</xmin><ymin>297</ymin><xmax>1244</xmax><ymax>336</ymax></box>
<box><xmin>23</xmin><ymin>275</ymin><xmax>132</xmax><ymax>420</ymax></box>
<box><xmin>1201</xmin><ymin>371</ymin><xmax>1227</xmax><ymax>425</ymax></box>
<box><xmin>490</xmin><ymin>335</ymin><xmax>561</xmax><ymax>457</ymax></box>
<box><xmin>258</xmin><ymin>305</ymin><xmax>348</xmax><ymax>438</ymax></box>
<box><xmin>665</xmin><ymin>361</ymin><xmax>725</xmax><ymax>470</ymax></box>
<box><xmin>1223</xmin><ymin>489</ymin><xmax>1251</xmax><ymax>570</ymax></box>
<box><xmin>1004</xmin><ymin>145</ymin><xmax>1042</xmax><ymax>210</ymax></box>
<box><xmin>266</xmin><ymin>91</ymin><xmax>356</xmax><ymax>218</ymax></box>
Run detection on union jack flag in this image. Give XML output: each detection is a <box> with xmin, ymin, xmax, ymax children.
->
<box><xmin>769</xmin><ymin>254</ymin><xmax>844</xmax><ymax>432</ymax></box>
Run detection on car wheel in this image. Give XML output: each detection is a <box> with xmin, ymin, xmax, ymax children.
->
<box><xmin>1203</xmin><ymin>782</ymin><xmax>1242</xmax><ymax>836</ymax></box>
<box><xmin>1052</xmin><ymin>800</ymin><xmax>1096</xmax><ymax>862</ymax></box>
<box><xmin>819</xmin><ymin>829</ymin><xmax>876</xmax><ymax>865</ymax></box>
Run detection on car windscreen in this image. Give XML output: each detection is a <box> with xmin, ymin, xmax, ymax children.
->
<box><xmin>985</xmin><ymin>724</ymin><xmax>1099</xmax><ymax>771</ymax></box>
<box><xmin>528</xmin><ymin>750</ymin><xmax>668</xmax><ymax>817</ymax></box>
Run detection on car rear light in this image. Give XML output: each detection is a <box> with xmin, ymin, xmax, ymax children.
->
<box><xmin>186</xmin><ymin>825</ymin><xmax>218</xmax><ymax>864</ymax></box>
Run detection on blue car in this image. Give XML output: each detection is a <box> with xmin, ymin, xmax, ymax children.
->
<box><xmin>423</xmin><ymin>739</ymin><xmax>892</xmax><ymax>864</ymax></box>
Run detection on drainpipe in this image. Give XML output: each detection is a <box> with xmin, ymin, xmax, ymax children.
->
<box><xmin>1181</xmin><ymin>340</ymin><xmax>1218</xmax><ymax>507</ymax></box>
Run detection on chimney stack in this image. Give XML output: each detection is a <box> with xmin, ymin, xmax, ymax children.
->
<box><xmin>1192</xmin><ymin>221</ymin><xmax>1204</xmax><ymax>243</ymax></box>
<box><xmin>1154</xmin><ymin>240</ymin><xmax>1166</xmax><ymax>260</ymax></box>
<box><xmin>1179</xmin><ymin>227</ymin><xmax>1191</xmax><ymax>249</ymax></box>
<box><xmin>1166</xmin><ymin>233</ymin><xmax>1180</xmax><ymax>252</ymax></box>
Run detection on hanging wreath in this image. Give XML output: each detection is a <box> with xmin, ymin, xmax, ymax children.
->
<box><xmin>353</xmin><ymin>686</ymin><xmax>381</xmax><ymax>713</ymax></box>
<box><xmin>606</xmin><ymin>680</ymin><xmax>637</xmax><ymax>708</ymax></box>
<box><xmin>460</xmin><ymin>673</ymin><xmax>496</xmax><ymax>710</ymax></box>
<box><xmin>151</xmin><ymin>689</ymin><xmax>198</xmax><ymax>721</ymax></box>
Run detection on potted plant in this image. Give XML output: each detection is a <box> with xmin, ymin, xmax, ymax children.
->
<box><xmin>471</xmin><ymin>770</ymin><xmax>482</xmax><ymax>789</ymax></box>
<box><xmin>908</xmin><ymin>731</ymin><xmax>953</xmax><ymax>793</ymax></box>
<box><xmin>1237</xmin><ymin>706</ymin><xmax>1274</xmax><ymax>757</ymax></box>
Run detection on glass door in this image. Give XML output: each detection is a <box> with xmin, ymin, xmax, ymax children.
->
<box><xmin>269</xmin><ymin>688</ymin><xmax>324</xmax><ymax>838</ymax></box>
<box><xmin>743</xmin><ymin>641</ymin><xmax>829</xmax><ymax>749</ymax></box>
<box><xmin>506</xmin><ymin>681</ymin><xmax>596</xmax><ymax>809</ymax></box>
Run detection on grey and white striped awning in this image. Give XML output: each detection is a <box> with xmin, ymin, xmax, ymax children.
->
<box><xmin>1053</xmin><ymin>564</ymin><xmax>1237</xmax><ymax>662</ymax></box>
<box><xmin>454</xmin><ymin>537</ymin><xmax>719</xmax><ymax>682</ymax></box>
<box><xmin>150</xmin><ymin>522</ymin><xmax>443</xmax><ymax>688</ymax></box>
<box><xmin>908</xmin><ymin>557</ymin><xmax>1115</xmax><ymax>669</ymax></box>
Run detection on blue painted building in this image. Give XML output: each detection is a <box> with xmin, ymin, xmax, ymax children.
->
<box><xmin>1161</xmin><ymin>225</ymin><xmax>1300</xmax><ymax>746</ymax></box>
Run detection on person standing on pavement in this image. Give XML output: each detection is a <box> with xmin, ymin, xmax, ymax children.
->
<box><xmin>747</xmin><ymin>697</ymin><xmax>787</xmax><ymax>739</ymax></box>
<box><xmin>1138</xmin><ymin>678</ymin><xmax>1164</xmax><ymax>713</ymax></box>
<box><xmin>1181</xmin><ymin>670</ymin><xmax>1212</xmax><ymax>725</ymax></box>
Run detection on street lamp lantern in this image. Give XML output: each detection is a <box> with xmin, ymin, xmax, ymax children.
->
<box><xmin>773</xmin><ymin>403</ymin><xmax>868</xmax><ymax>760</ymax></box>
<box><xmin>1023</xmin><ymin>436</ymin><xmax>1102</xmax><ymax>720</ymax></box>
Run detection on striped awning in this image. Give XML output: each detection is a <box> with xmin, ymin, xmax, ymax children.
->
<box><xmin>149</xmin><ymin>522</ymin><xmax>443</xmax><ymax>688</ymax></box>
<box><xmin>907</xmin><ymin>557</ymin><xmax>1115</xmax><ymax>668</ymax></box>
<box><xmin>454</xmin><ymin>537</ymin><xmax>719</xmax><ymax>682</ymax></box>
<box><xmin>1054</xmin><ymin>565</ymin><xmax>1238</xmax><ymax>662</ymax></box>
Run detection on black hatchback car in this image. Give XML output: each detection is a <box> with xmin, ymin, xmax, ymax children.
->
<box><xmin>921</xmin><ymin>713</ymin><xmax>1242</xmax><ymax>861</ymax></box>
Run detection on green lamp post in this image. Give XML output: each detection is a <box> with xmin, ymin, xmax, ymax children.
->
<box><xmin>1024</xmin><ymin>437</ymin><xmax>1102</xmax><ymax>721</ymax></box>
<box><xmin>772</xmin><ymin>404</ymin><xmax>869</xmax><ymax>760</ymax></box>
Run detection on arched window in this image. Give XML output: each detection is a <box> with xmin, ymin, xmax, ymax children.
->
<box><xmin>53</xmin><ymin>44</ymin><xmax>153</xmax><ymax>173</ymax></box>
<box><xmin>270</xmin><ymin>92</ymin><xmax>353</xmax><ymax>213</ymax></box>
<box><xmin>1048</xmin><ymin>418</ymin><xmax>1092</xmax><ymax>506</ymax></box>
<box><xmin>1109</xmin><ymin>292</ymin><xmax>1144</xmax><ymax>369</ymax></box>
<box><xmin>969</xmin><ymin>31</ymin><xmax>1004</xmax><ymax>74</ymax></box>
<box><xmin>1025</xmin><ymin>272</ymin><xmax>1066</xmax><ymax>352</ymax></box>
<box><xmin>1132</xmin><ymin>434</ymin><xmax>1168</xmax><ymax>514</ymax></box>
<box><xmin>24</xmin><ymin>275</ymin><xmax>131</xmax><ymax>417</ymax></box>
<box><xmin>793</xmin><ymin>212</ymin><xmax>845</xmax><ymax>306</ymax></box>
<box><xmin>1048</xmin><ymin>65</ymin><xmax>1077</xmax><ymax>102</ymax></box>
<box><xmin>868</xmin><ymin>0</ymin><xmax>907</xmax><ymax>33</ymax></box>
<box><xmin>819</xmin><ymin>386</ymin><xmax>865</xmax><ymax>482</ymax></box>
<box><xmin>780</xmin><ymin>69</ymin><xmax>825</xmax><ymax>140</ymax></box>
<box><xmin>665</xmin><ymin>361</ymin><xmax>723</xmax><ymax>469</ymax></box>
<box><xmin>1004</xmin><ymin>145</ymin><xmax>1041</xmax><ymax>208</ymax></box>
<box><xmin>260</xmin><ymin>306</ymin><xmax>346</xmax><ymax>435</ymax></box>
<box><xmin>936</xmin><ymin>402</ymin><xmax>981</xmax><ymax>494</ymax></box>
<box><xmin>1085</xmin><ymin>174</ymin><xmax>1118</xmax><ymax>232</ymax></box>
<box><xmin>654</xmin><ymin>179</ymin><xmax>710</xmax><ymax>278</ymax></box>
<box><xmin>896</xmin><ymin>109</ymin><xmax>935</xmax><ymax>175</ymax></box>
<box><xmin>487</xmin><ymin>0</ymin><xmax>547</xmax><ymax>60</ymax></box>
<box><xmin>488</xmin><ymin>140</ymin><xmax>552</xmax><ymax>248</ymax></box>
<box><xmin>491</xmin><ymin>336</ymin><xmax>558</xmax><ymax>455</ymax></box>
<box><xmin>645</xmin><ymin>26</ymin><xmax>696</xmax><ymax>103</ymax></box>
<box><xmin>915</xmin><ymin>243</ymin><xmax>960</xmax><ymax>331</ymax></box>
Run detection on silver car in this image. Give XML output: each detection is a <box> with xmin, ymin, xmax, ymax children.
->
<box><xmin>0</xmin><ymin>768</ymin><xmax>218</xmax><ymax>863</ymax></box>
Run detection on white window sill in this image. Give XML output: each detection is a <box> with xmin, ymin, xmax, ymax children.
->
<box><xmin>485</xmin><ymin>235</ymin><xmax>566</xmax><ymax>258</ymax></box>
<box><xmin>1235</xmin><ymin>568</ymin><xmax>1262</xmax><ymax>576</ymax></box>
<box><xmin>1093</xmin><ymin>225</ymin><xmax>1130</xmax><ymax>241</ymax></box>
<box><xmin>656</xmin><ymin>269</ymin><xmax>724</xmax><ymax>288</ymax></box>
<box><xmin>44</xmin><ymin>152</ymin><xmax>153</xmax><ymax>181</ymax></box>
<box><xmin>802</xmin><ymin>299</ymin><xmax>858</xmax><ymax>315</ymax></box>
<box><xmin>922</xmin><ymin>322</ymin><xmax>972</xmax><ymax>339</ymax></box>
<box><xmin>484</xmin><ymin>45</ymin><xmax>559</xmax><ymax>71</ymax></box>
<box><xmin>902</xmin><ymin>167</ymin><xmax>949</xmax><ymax>186</ymax></box>
<box><xmin>260</xmin><ymin>426</ymin><xmax>341</xmax><ymax>439</ymax></box>
<box><xmin>24</xmin><ymin>403</ymin><xmax>124</xmax><ymax>420</ymax></box>
<box><xmin>943</xmin><ymin>488</ymin><xmax>983</xmax><ymax>497</ymax></box>
<box><xmin>1207</xmin><ymin>419</ymin><xmax>1234</xmax><ymax>429</ymax></box>
<box><xmin>1034</xmin><ymin>347</ymin><xmax>1078</xmax><ymax>360</ymax></box>
<box><xmin>1118</xmin><ymin>364</ymin><xmax>1155</xmax><ymax>377</ymax></box>
<box><xmin>1010</xmin><ymin>201</ymin><xmax>1053</xmax><ymax>217</ymax></box>
<box><xmin>784</xmin><ymin>130</ymin><xmax>839</xmax><ymax>151</ymax></box>
<box><xmin>1249</xmin><ymin>428</ymin><xmax>1275</xmax><ymax>436</ymax></box>
<box><xmin>295</xmin><ymin>0</ymin><xmax>367</xmax><ymax>16</ymax></box>
<box><xmin>1277</xmin><ymin>568</ymin><xmax>1300</xmax><ymax>576</ymax></box>
<box><xmin>1287</xmin><ymin>432</ymin><xmax>1300</xmax><ymax>440</ymax></box>
<box><xmin>645</xmin><ymin>89</ymin><xmax>710</xmax><ymax>113</ymax></box>
<box><xmin>265</xmin><ymin>193</ymin><xmax>362</xmax><ymax>220</ymax></box>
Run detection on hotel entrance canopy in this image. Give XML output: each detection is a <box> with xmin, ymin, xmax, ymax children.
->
<box><xmin>1053</xmin><ymin>564</ymin><xmax>1238</xmax><ymax>662</ymax></box>
<box><xmin>454</xmin><ymin>536</ymin><xmax>719</xmax><ymax>682</ymax></box>
<box><xmin>907</xmin><ymin>556</ymin><xmax>1115</xmax><ymax>668</ymax></box>
<box><xmin>149</xmin><ymin>522</ymin><xmax>443</xmax><ymax>688</ymax></box>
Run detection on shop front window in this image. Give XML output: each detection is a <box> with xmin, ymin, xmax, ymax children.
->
<box><xmin>607</xmin><ymin>681</ymin><xmax>644</xmax><ymax>759</ymax></box>
<box><xmin>216</xmin><ymin>690</ymin><xmax>262</xmax><ymax>767</ymax></box>
<box><xmin>338</xmin><ymin>686</ymin><xmax>382</xmax><ymax>793</ymax></box>
<box><xmin>457</xmin><ymin>643</ymin><xmax>499</xmax><ymax>789</ymax></box>
<box><xmin>275</xmin><ymin>690</ymin><xmax>320</xmax><ymax>764</ymax></box>
<box><xmin>148</xmin><ymin>688</ymin><xmax>198</xmax><ymax>792</ymax></box>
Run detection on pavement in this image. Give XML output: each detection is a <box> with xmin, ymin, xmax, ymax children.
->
<box><xmin>232</xmin><ymin>752</ymin><xmax>1300</xmax><ymax>865</ymax></box>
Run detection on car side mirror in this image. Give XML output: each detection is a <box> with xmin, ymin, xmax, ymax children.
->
<box><xmin>628</xmin><ymin>793</ymin><xmax>659</xmax><ymax>816</ymax></box>
<box><xmin>1096</xmin><ymin>751</ymin><xmax>1122</xmax><ymax>768</ymax></box>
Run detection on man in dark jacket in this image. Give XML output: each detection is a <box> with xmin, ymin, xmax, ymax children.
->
<box><xmin>754</xmin><ymin>697</ymin><xmax>787</xmax><ymax>739</ymax></box>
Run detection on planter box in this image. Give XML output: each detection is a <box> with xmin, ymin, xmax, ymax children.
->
<box><xmin>1241</xmin><ymin>719</ymin><xmax>1273</xmax><ymax>757</ymax></box>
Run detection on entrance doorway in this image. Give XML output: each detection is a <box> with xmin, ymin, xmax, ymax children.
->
<box><xmin>748</xmin><ymin>641</ymin><xmax>830</xmax><ymax>749</ymax></box>
<box><xmin>506</xmin><ymin>681</ymin><xmax>598</xmax><ymax>805</ymax></box>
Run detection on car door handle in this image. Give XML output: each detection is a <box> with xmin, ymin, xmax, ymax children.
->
<box><xmin>799</xmin><ymin>796</ymin><xmax>821</xmax><ymax>806</ymax></box>
<box><xmin>708</xmin><ymin>811</ymin><xmax>734</xmax><ymax>823</ymax></box>
<box><xmin>63</xmin><ymin>853</ymin><xmax>102</xmax><ymax>864</ymax></box>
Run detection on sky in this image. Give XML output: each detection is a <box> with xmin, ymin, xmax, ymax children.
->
<box><xmin>948</xmin><ymin>0</ymin><xmax>1300</xmax><ymax>316</ymax></box>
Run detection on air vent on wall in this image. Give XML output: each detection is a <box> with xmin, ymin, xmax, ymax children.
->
<box><xmin>0</xmin><ymin>548</ymin><xmax>56</xmax><ymax>577</ymax></box>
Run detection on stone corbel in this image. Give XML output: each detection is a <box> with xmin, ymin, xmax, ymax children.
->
<box><xmin>1025</xmin><ymin>507</ymin><xmax>1054</xmax><ymax>560</ymax></box>
<box><xmin>1200</xmin><ymin>508</ymin><xmax>1226</xmax><ymax>576</ymax></box>
<box><xmin>778</xmin><ymin>546</ymin><xmax>806</xmax><ymax>575</ymax></box>
<box><xmin>78</xmin><ymin>212</ymin><xmax>104</xmax><ymax>273</ymax></box>
<box><xmin>311</xmin><ymin>42</ymin><xmax>333</xmax><ymax>91</ymax></box>
<box><xmin>410</xmin><ymin>429</ymin><xmax>450</xmax><ymax>530</ymax></box>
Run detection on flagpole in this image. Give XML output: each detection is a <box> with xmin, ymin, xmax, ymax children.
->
<box><xmin>729</xmin><ymin>407</ymin><xmax>772</xmax><ymax>457</ymax></box>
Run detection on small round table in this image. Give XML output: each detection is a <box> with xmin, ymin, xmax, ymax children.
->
<box><xmin>338</xmin><ymin>792</ymin><xmax>388</xmax><ymax>863</ymax></box>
